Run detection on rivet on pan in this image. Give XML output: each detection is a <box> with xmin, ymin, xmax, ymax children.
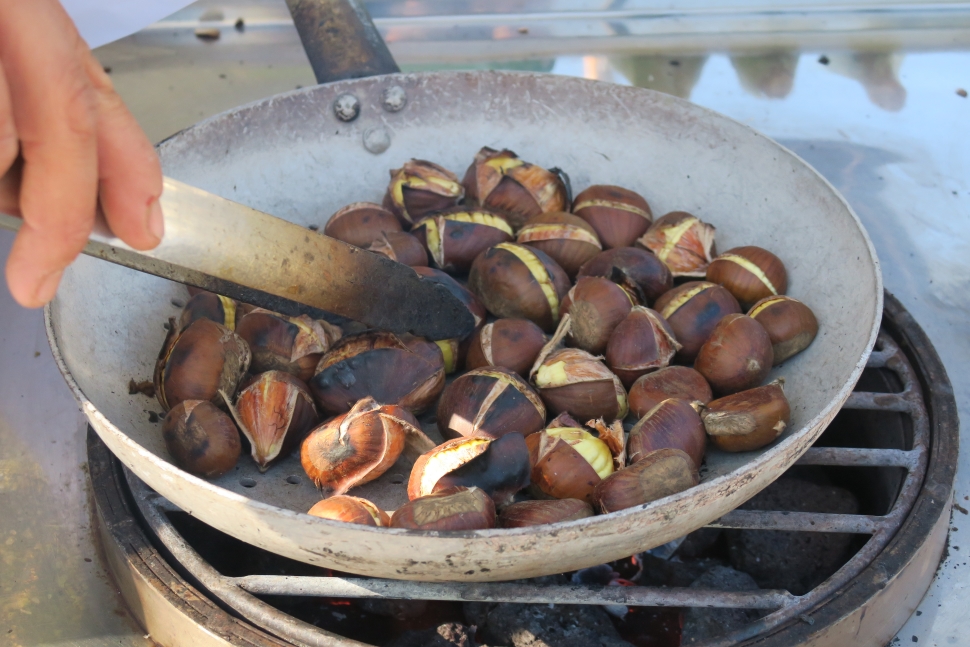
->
<box><xmin>333</xmin><ymin>93</ymin><xmax>360</xmax><ymax>122</ymax></box>
<box><xmin>363</xmin><ymin>126</ymin><xmax>391</xmax><ymax>154</ymax></box>
<box><xmin>382</xmin><ymin>85</ymin><xmax>407</xmax><ymax>112</ymax></box>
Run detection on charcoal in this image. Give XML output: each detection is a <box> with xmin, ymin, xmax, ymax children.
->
<box><xmin>385</xmin><ymin>622</ymin><xmax>478</xmax><ymax>647</ymax></box>
<box><xmin>681</xmin><ymin>565</ymin><xmax>762</xmax><ymax>644</ymax></box>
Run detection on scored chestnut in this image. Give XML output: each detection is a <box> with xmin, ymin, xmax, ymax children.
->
<box><xmin>225</xmin><ymin>370</ymin><xmax>318</xmax><ymax>471</ymax></box>
<box><xmin>561</xmin><ymin>276</ymin><xmax>637</xmax><ymax>354</ymax></box>
<box><xmin>516</xmin><ymin>212</ymin><xmax>602</xmax><ymax>277</ymax></box>
<box><xmin>530</xmin><ymin>426</ymin><xmax>615</xmax><ymax>503</ymax></box>
<box><xmin>309</xmin><ymin>331</ymin><xmax>445</xmax><ymax>415</ymax></box>
<box><xmin>572</xmin><ymin>184</ymin><xmax>653</xmax><ymax>249</ymax></box>
<box><xmin>368</xmin><ymin>231</ymin><xmax>429</xmax><ymax>267</ymax></box>
<box><xmin>235</xmin><ymin>309</ymin><xmax>340</xmax><ymax>383</ymax></box>
<box><xmin>154</xmin><ymin>318</ymin><xmax>251</xmax><ymax>412</ymax></box>
<box><xmin>383</xmin><ymin>159</ymin><xmax>464</xmax><ymax>227</ymax></box>
<box><xmin>748</xmin><ymin>296</ymin><xmax>819</xmax><ymax>364</ymax></box>
<box><xmin>701</xmin><ymin>380</ymin><xmax>791</xmax><ymax>452</ymax></box>
<box><xmin>462</xmin><ymin>147</ymin><xmax>568</xmax><ymax>230</ymax></box>
<box><xmin>162</xmin><ymin>400</ymin><xmax>241</xmax><ymax>478</ymax></box>
<box><xmin>627</xmin><ymin>398</ymin><xmax>705</xmax><ymax>469</ymax></box>
<box><xmin>577</xmin><ymin>247</ymin><xmax>673</xmax><ymax>305</ymax></box>
<box><xmin>411</xmin><ymin>208</ymin><xmax>513</xmax><ymax>273</ymax></box>
<box><xmin>706</xmin><ymin>246</ymin><xmax>788</xmax><ymax>307</ymax></box>
<box><xmin>592</xmin><ymin>448</ymin><xmax>699</xmax><ymax>513</ymax></box>
<box><xmin>408</xmin><ymin>433</ymin><xmax>531</xmax><ymax>506</ymax></box>
<box><xmin>179</xmin><ymin>292</ymin><xmax>239</xmax><ymax>332</ymax></box>
<box><xmin>468</xmin><ymin>243</ymin><xmax>571</xmax><ymax>333</ymax></box>
<box><xmin>437</xmin><ymin>367</ymin><xmax>546</xmax><ymax>440</ymax></box>
<box><xmin>464</xmin><ymin>318</ymin><xmax>546</xmax><ymax>378</ymax></box>
<box><xmin>638</xmin><ymin>211</ymin><xmax>716</xmax><ymax>277</ymax></box>
<box><xmin>323</xmin><ymin>202</ymin><xmax>402</xmax><ymax>248</ymax></box>
<box><xmin>301</xmin><ymin>397</ymin><xmax>421</xmax><ymax>495</ymax></box>
<box><xmin>497</xmin><ymin>498</ymin><xmax>594</xmax><ymax>528</ymax></box>
<box><xmin>605</xmin><ymin>306</ymin><xmax>681</xmax><ymax>388</ymax></box>
<box><xmin>694</xmin><ymin>313</ymin><xmax>773</xmax><ymax>395</ymax></box>
<box><xmin>654</xmin><ymin>281</ymin><xmax>741</xmax><ymax>362</ymax></box>
<box><xmin>308</xmin><ymin>495</ymin><xmax>391</xmax><ymax>527</ymax></box>
<box><xmin>390</xmin><ymin>486</ymin><xmax>496</xmax><ymax>531</ymax></box>
<box><xmin>629</xmin><ymin>365</ymin><xmax>713</xmax><ymax>418</ymax></box>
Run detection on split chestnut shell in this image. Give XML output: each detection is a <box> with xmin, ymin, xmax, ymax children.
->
<box><xmin>572</xmin><ymin>184</ymin><xmax>653</xmax><ymax>249</ymax></box>
<box><xmin>706</xmin><ymin>246</ymin><xmax>788</xmax><ymax>308</ymax></box>
<box><xmin>516</xmin><ymin>212</ymin><xmax>602</xmax><ymax>278</ymax></box>
<box><xmin>627</xmin><ymin>398</ymin><xmax>706</xmax><ymax>469</ymax></box>
<box><xmin>748</xmin><ymin>296</ymin><xmax>819</xmax><ymax>364</ymax></box>
<box><xmin>235</xmin><ymin>309</ymin><xmax>340</xmax><ymax>383</ymax></box>
<box><xmin>654</xmin><ymin>281</ymin><xmax>741</xmax><ymax>362</ymax></box>
<box><xmin>529</xmin><ymin>426</ymin><xmax>615</xmax><ymax>503</ymax></box>
<box><xmin>577</xmin><ymin>247</ymin><xmax>673</xmax><ymax>305</ymax></box>
<box><xmin>605</xmin><ymin>306</ymin><xmax>681</xmax><ymax>388</ymax></box>
<box><xmin>179</xmin><ymin>292</ymin><xmax>239</xmax><ymax>332</ymax></box>
<box><xmin>390</xmin><ymin>486</ymin><xmax>496</xmax><ymax>531</ymax></box>
<box><xmin>308</xmin><ymin>495</ymin><xmax>391</xmax><ymax>527</ymax></box>
<box><xmin>368</xmin><ymin>231</ymin><xmax>429</xmax><ymax>267</ymax></box>
<box><xmin>411</xmin><ymin>208</ymin><xmax>513</xmax><ymax>273</ymax></box>
<box><xmin>323</xmin><ymin>202</ymin><xmax>402</xmax><ymax>248</ymax></box>
<box><xmin>383</xmin><ymin>159</ymin><xmax>464</xmax><ymax>227</ymax></box>
<box><xmin>436</xmin><ymin>367</ymin><xmax>546</xmax><ymax>440</ymax></box>
<box><xmin>638</xmin><ymin>211</ymin><xmax>716</xmax><ymax>277</ymax></box>
<box><xmin>162</xmin><ymin>400</ymin><xmax>241</xmax><ymax>478</ymax></box>
<box><xmin>464</xmin><ymin>318</ymin><xmax>547</xmax><ymax>378</ymax></box>
<box><xmin>560</xmin><ymin>276</ymin><xmax>637</xmax><ymax>355</ymax></box>
<box><xmin>629</xmin><ymin>366</ymin><xmax>713</xmax><ymax>418</ymax></box>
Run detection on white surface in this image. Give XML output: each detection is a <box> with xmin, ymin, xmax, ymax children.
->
<box><xmin>61</xmin><ymin>0</ymin><xmax>192</xmax><ymax>48</ymax></box>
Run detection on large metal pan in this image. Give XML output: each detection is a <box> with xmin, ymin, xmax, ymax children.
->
<box><xmin>46</xmin><ymin>68</ymin><xmax>881</xmax><ymax>581</ymax></box>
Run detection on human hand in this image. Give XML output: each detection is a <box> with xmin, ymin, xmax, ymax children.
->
<box><xmin>0</xmin><ymin>0</ymin><xmax>163</xmax><ymax>308</ymax></box>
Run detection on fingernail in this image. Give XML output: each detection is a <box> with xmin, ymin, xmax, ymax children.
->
<box><xmin>147</xmin><ymin>197</ymin><xmax>165</xmax><ymax>242</ymax></box>
<box><xmin>34</xmin><ymin>270</ymin><xmax>63</xmax><ymax>305</ymax></box>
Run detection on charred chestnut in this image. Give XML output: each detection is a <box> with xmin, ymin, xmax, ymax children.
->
<box><xmin>654</xmin><ymin>281</ymin><xmax>741</xmax><ymax>362</ymax></box>
<box><xmin>497</xmin><ymin>498</ymin><xmax>594</xmax><ymax>528</ymax></box>
<box><xmin>437</xmin><ymin>367</ymin><xmax>546</xmax><ymax>440</ymax></box>
<box><xmin>516</xmin><ymin>212</ymin><xmax>602</xmax><ymax>277</ymax></box>
<box><xmin>592</xmin><ymin>448</ymin><xmax>699</xmax><ymax>513</ymax></box>
<box><xmin>390</xmin><ymin>486</ymin><xmax>496</xmax><ymax>531</ymax></box>
<box><xmin>577</xmin><ymin>247</ymin><xmax>673</xmax><ymax>305</ymax></box>
<box><xmin>694</xmin><ymin>314</ymin><xmax>773</xmax><ymax>395</ymax></box>
<box><xmin>748</xmin><ymin>296</ymin><xmax>818</xmax><ymax>364</ymax></box>
<box><xmin>462</xmin><ymin>147</ymin><xmax>568</xmax><ymax>229</ymax></box>
<box><xmin>323</xmin><ymin>202</ymin><xmax>403</xmax><ymax>248</ymax></box>
<box><xmin>629</xmin><ymin>366</ymin><xmax>713</xmax><ymax>418</ymax></box>
<box><xmin>706</xmin><ymin>246</ymin><xmax>788</xmax><ymax>307</ymax></box>
<box><xmin>308</xmin><ymin>495</ymin><xmax>391</xmax><ymax>527</ymax></box>
<box><xmin>154</xmin><ymin>318</ymin><xmax>251</xmax><ymax>412</ymax></box>
<box><xmin>411</xmin><ymin>209</ymin><xmax>513</xmax><ymax>273</ymax></box>
<box><xmin>561</xmin><ymin>276</ymin><xmax>637</xmax><ymax>354</ymax></box>
<box><xmin>605</xmin><ymin>307</ymin><xmax>681</xmax><ymax>388</ymax></box>
<box><xmin>235</xmin><ymin>309</ymin><xmax>340</xmax><ymax>383</ymax></box>
<box><xmin>162</xmin><ymin>400</ymin><xmax>241</xmax><ymax>478</ymax></box>
<box><xmin>309</xmin><ymin>331</ymin><xmax>445</xmax><ymax>415</ymax></box>
<box><xmin>628</xmin><ymin>398</ymin><xmax>705</xmax><ymax>469</ymax></box>
<box><xmin>701</xmin><ymin>380</ymin><xmax>790</xmax><ymax>452</ymax></box>
<box><xmin>383</xmin><ymin>159</ymin><xmax>464</xmax><ymax>227</ymax></box>
<box><xmin>368</xmin><ymin>231</ymin><xmax>429</xmax><ymax>267</ymax></box>
<box><xmin>468</xmin><ymin>243</ymin><xmax>571</xmax><ymax>333</ymax></box>
<box><xmin>572</xmin><ymin>185</ymin><xmax>653</xmax><ymax>249</ymax></box>
<box><xmin>464</xmin><ymin>318</ymin><xmax>547</xmax><ymax>378</ymax></box>
<box><xmin>638</xmin><ymin>211</ymin><xmax>716</xmax><ymax>277</ymax></box>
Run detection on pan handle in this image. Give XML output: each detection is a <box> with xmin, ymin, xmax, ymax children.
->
<box><xmin>284</xmin><ymin>0</ymin><xmax>400</xmax><ymax>84</ymax></box>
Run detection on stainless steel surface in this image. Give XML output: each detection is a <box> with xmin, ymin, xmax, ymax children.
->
<box><xmin>1</xmin><ymin>0</ymin><xmax>967</xmax><ymax>643</ymax></box>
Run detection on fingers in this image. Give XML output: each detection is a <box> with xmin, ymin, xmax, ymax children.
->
<box><xmin>0</xmin><ymin>59</ymin><xmax>19</xmax><ymax>216</ymax></box>
<box><xmin>85</xmin><ymin>57</ymin><xmax>163</xmax><ymax>251</ymax></box>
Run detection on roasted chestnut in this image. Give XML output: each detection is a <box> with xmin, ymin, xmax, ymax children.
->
<box><xmin>162</xmin><ymin>400</ymin><xmax>241</xmax><ymax>478</ymax></box>
<box><xmin>572</xmin><ymin>185</ymin><xmax>653</xmax><ymax>248</ymax></box>
<box><xmin>561</xmin><ymin>276</ymin><xmax>637</xmax><ymax>354</ymax></box>
<box><xmin>224</xmin><ymin>370</ymin><xmax>317</xmax><ymax>471</ymax></box>
<box><xmin>605</xmin><ymin>306</ymin><xmax>681</xmax><ymax>388</ymax></box>
<box><xmin>701</xmin><ymin>380</ymin><xmax>790</xmax><ymax>452</ymax></box>
<box><xmin>383</xmin><ymin>159</ymin><xmax>464</xmax><ymax>227</ymax></box>
<box><xmin>437</xmin><ymin>367</ymin><xmax>546</xmax><ymax>440</ymax></box>
<box><xmin>323</xmin><ymin>202</ymin><xmax>403</xmax><ymax>248</ymax></box>
<box><xmin>411</xmin><ymin>209</ymin><xmax>513</xmax><ymax>273</ymax></box>
<box><xmin>638</xmin><ymin>211</ymin><xmax>716</xmax><ymax>277</ymax></box>
<box><xmin>308</xmin><ymin>495</ymin><xmax>391</xmax><ymax>527</ymax></box>
<box><xmin>179</xmin><ymin>292</ymin><xmax>239</xmax><ymax>332</ymax></box>
<box><xmin>462</xmin><ymin>147</ymin><xmax>568</xmax><ymax>229</ymax></box>
<box><xmin>629</xmin><ymin>366</ymin><xmax>713</xmax><ymax>418</ymax></box>
<box><xmin>464</xmin><ymin>318</ymin><xmax>546</xmax><ymax>378</ymax></box>
<box><xmin>654</xmin><ymin>281</ymin><xmax>741</xmax><ymax>362</ymax></box>
<box><xmin>235</xmin><ymin>309</ymin><xmax>340</xmax><ymax>383</ymax></box>
<box><xmin>516</xmin><ymin>212</ymin><xmax>602</xmax><ymax>277</ymax></box>
<box><xmin>706</xmin><ymin>246</ymin><xmax>788</xmax><ymax>307</ymax></box>
<box><xmin>531</xmin><ymin>316</ymin><xmax>629</xmax><ymax>422</ymax></box>
<box><xmin>368</xmin><ymin>231</ymin><xmax>429</xmax><ymax>267</ymax></box>
<box><xmin>309</xmin><ymin>331</ymin><xmax>445</xmax><ymax>415</ymax></box>
<box><xmin>592</xmin><ymin>448</ymin><xmax>699</xmax><ymax>513</ymax></box>
<box><xmin>694</xmin><ymin>314</ymin><xmax>773</xmax><ymax>395</ymax></box>
<box><xmin>497</xmin><ymin>498</ymin><xmax>594</xmax><ymax>528</ymax></box>
<box><xmin>301</xmin><ymin>397</ymin><xmax>421</xmax><ymax>494</ymax></box>
<box><xmin>748</xmin><ymin>296</ymin><xmax>818</xmax><ymax>364</ymax></box>
<box><xmin>577</xmin><ymin>247</ymin><xmax>673</xmax><ymax>305</ymax></box>
<box><xmin>408</xmin><ymin>433</ymin><xmax>531</xmax><ymax>506</ymax></box>
<box><xmin>530</xmin><ymin>426</ymin><xmax>615</xmax><ymax>503</ymax></box>
<box><xmin>154</xmin><ymin>318</ymin><xmax>251</xmax><ymax>412</ymax></box>
<box><xmin>390</xmin><ymin>486</ymin><xmax>496</xmax><ymax>531</ymax></box>
<box><xmin>468</xmin><ymin>243</ymin><xmax>571</xmax><ymax>332</ymax></box>
<box><xmin>627</xmin><ymin>398</ymin><xmax>705</xmax><ymax>469</ymax></box>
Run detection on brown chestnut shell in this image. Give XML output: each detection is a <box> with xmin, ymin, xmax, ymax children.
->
<box><xmin>162</xmin><ymin>400</ymin><xmax>241</xmax><ymax>478</ymax></box>
<box><xmin>465</xmin><ymin>318</ymin><xmax>547</xmax><ymax>378</ymax></box>
<box><xmin>497</xmin><ymin>499</ymin><xmax>594</xmax><ymax>528</ymax></box>
<box><xmin>654</xmin><ymin>281</ymin><xmax>741</xmax><ymax>362</ymax></box>
<box><xmin>390</xmin><ymin>486</ymin><xmax>496</xmax><ymax>531</ymax></box>
<box><xmin>748</xmin><ymin>296</ymin><xmax>819</xmax><ymax>364</ymax></box>
<box><xmin>605</xmin><ymin>306</ymin><xmax>681</xmax><ymax>388</ymax></box>
<box><xmin>436</xmin><ymin>367</ymin><xmax>546</xmax><ymax>440</ymax></box>
<box><xmin>694</xmin><ymin>314</ymin><xmax>773</xmax><ymax>395</ymax></box>
<box><xmin>530</xmin><ymin>428</ymin><xmax>613</xmax><ymax>503</ymax></box>
<box><xmin>706</xmin><ymin>245</ymin><xmax>788</xmax><ymax>307</ymax></box>
<box><xmin>383</xmin><ymin>159</ymin><xmax>464</xmax><ymax>227</ymax></box>
<box><xmin>592</xmin><ymin>448</ymin><xmax>699</xmax><ymax>513</ymax></box>
<box><xmin>516</xmin><ymin>212</ymin><xmax>602</xmax><ymax>277</ymax></box>
<box><xmin>411</xmin><ymin>208</ymin><xmax>513</xmax><ymax>272</ymax></box>
<box><xmin>638</xmin><ymin>211</ymin><xmax>716</xmax><ymax>277</ymax></box>
<box><xmin>627</xmin><ymin>398</ymin><xmax>706</xmax><ymax>470</ymax></box>
<box><xmin>323</xmin><ymin>202</ymin><xmax>402</xmax><ymax>248</ymax></box>
<box><xmin>235</xmin><ymin>309</ymin><xmax>340</xmax><ymax>383</ymax></box>
<box><xmin>533</xmin><ymin>347</ymin><xmax>629</xmax><ymax>422</ymax></box>
<box><xmin>307</xmin><ymin>495</ymin><xmax>391</xmax><ymax>527</ymax></box>
<box><xmin>572</xmin><ymin>184</ymin><xmax>653</xmax><ymax>249</ymax></box>
<box><xmin>560</xmin><ymin>276</ymin><xmax>637</xmax><ymax>354</ymax></box>
<box><xmin>179</xmin><ymin>292</ymin><xmax>239</xmax><ymax>332</ymax></box>
<box><xmin>368</xmin><ymin>231</ymin><xmax>429</xmax><ymax>267</ymax></box>
<box><xmin>702</xmin><ymin>380</ymin><xmax>791</xmax><ymax>452</ymax></box>
<box><xmin>577</xmin><ymin>247</ymin><xmax>673</xmax><ymax>305</ymax></box>
<box><xmin>629</xmin><ymin>366</ymin><xmax>713</xmax><ymax>418</ymax></box>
